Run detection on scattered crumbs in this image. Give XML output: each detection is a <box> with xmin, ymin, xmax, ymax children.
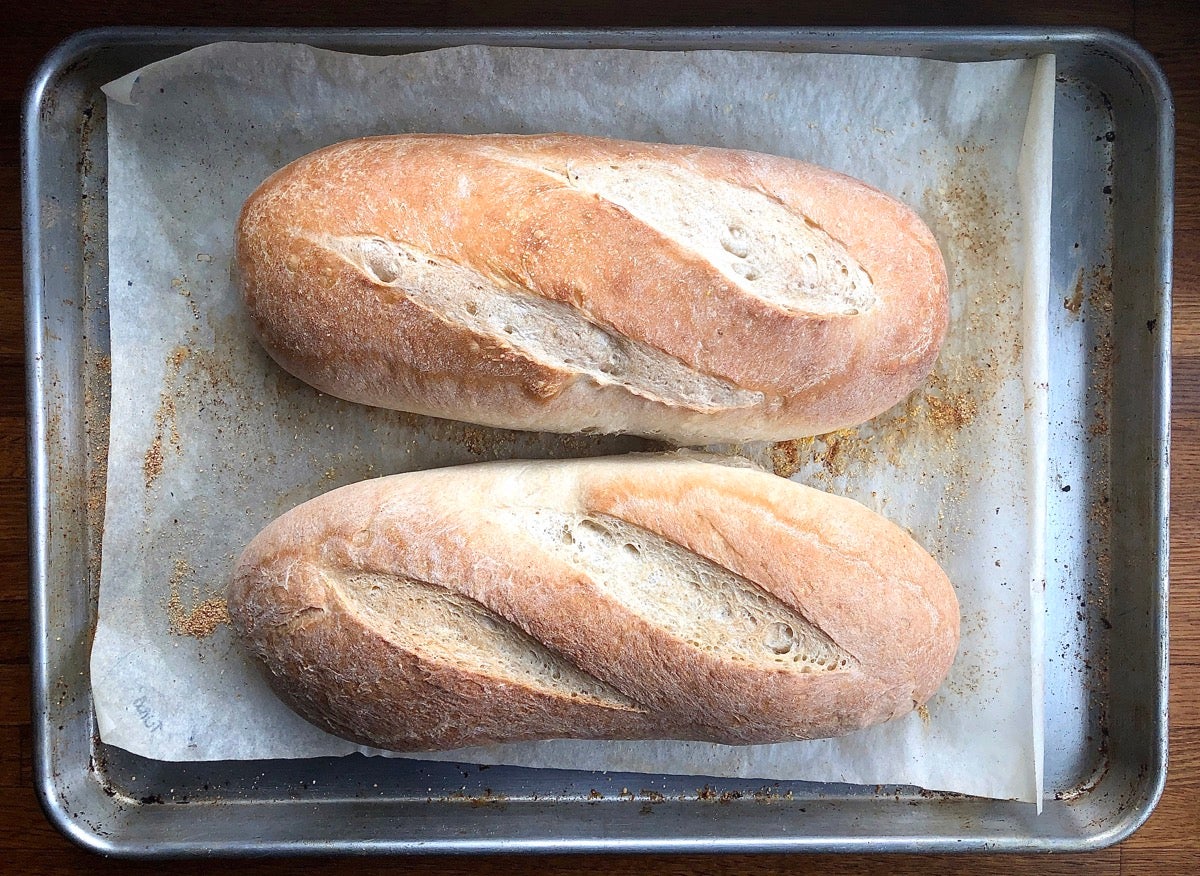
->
<box><xmin>1088</xmin><ymin>494</ymin><xmax>1112</xmax><ymax>530</ymax></box>
<box><xmin>697</xmin><ymin>785</ymin><xmax>718</xmax><ymax>801</ymax></box>
<box><xmin>172</xmin><ymin>597</ymin><xmax>228</xmax><ymax>639</ymax></box>
<box><xmin>83</xmin><ymin>336</ymin><xmax>112</xmax><ymax>578</ymax></box>
<box><xmin>1064</xmin><ymin>269</ymin><xmax>1085</xmax><ymax>314</ymax></box>
<box><xmin>1089</xmin><ymin>290</ymin><xmax>1114</xmax><ymax>438</ymax></box>
<box><xmin>1088</xmin><ymin>264</ymin><xmax>1115</xmax><ymax>316</ymax></box>
<box><xmin>86</xmin><ymin>481</ymin><xmax>106</xmax><ymax>516</ymax></box>
<box><xmin>917</xmin><ymin>704</ymin><xmax>931</xmax><ymax>724</ymax></box>
<box><xmin>162</xmin><ymin>394</ymin><xmax>181</xmax><ymax>448</ymax></box>
<box><xmin>171</xmin><ymin>276</ymin><xmax>202</xmax><ymax>320</ymax></box>
<box><xmin>167</xmin><ymin>557</ymin><xmax>230</xmax><ymax>639</ymax></box>
<box><xmin>642</xmin><ymin>790</ymin><xmax>665</xmax><ymax>803</ymax></box>
<box><xmin>588</xmin><ymin>789</ymin><xmax>603</xmax><ymax>800</ymax></box>
<box><xmin>143</xmin><ymin>436</ymin><xmax>164</xmax><ymax>488</ymax></box>
<box><xmin>769</xmin><ymin>436</ymin><xmax>814</xmax><ymax>478</ymax></box>
<box><xmin>718</xmin><ymin>790</ymin><xmax>743</xmax><ymax>804</ymax></box>
<box><xmin>144</xmin><ymin>347</ymin><xmax>190</xmax><ymax>489</ymax></box>
<box><xmin>765</xmin><ymin>351</ymin><xmax>985</xmax><ymax>499</ymax></box>
<box><xmin>924</xmin><ymin>389</ymin><xmax>977</xmax><ymax>431</ymax></box>
<box><xmin>460</xmin><ymin>425</ymin><xmax>491</xmax><ymax>456</ymax></box>
<box><xmin>818</xmin><ymin>429</ymin><xmax>858</xmax><ymax>477</ymax></box>
<box><xmin>467</xmin><ymin>788</ymin><xmax>507</xmax><ymax>808</ymax></box>
<box><xmin>924</xmin><ymin>143</ymin><xmax>1012</xmax><ymax>267</ymax></box>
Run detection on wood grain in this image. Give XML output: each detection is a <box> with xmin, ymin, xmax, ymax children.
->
<box><xmin>0</xmin><ymin>665</ymin><xmax>31</xmax><ymax>727</ymax></box>
<box><xmin>0</xmin><ymin>0</ymin><xmax>1194</xmax><ymax>872</ymax></box>
<box><xmin>0</xmin><ymin>598</ymin><xmax>31</xmax><ymax>665</ymax></box>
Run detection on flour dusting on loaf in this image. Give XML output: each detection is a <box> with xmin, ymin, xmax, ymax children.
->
<box><xmin>559</xmin><ymin>158</ymin><xmax>878</xmax><ymax>315</ymax></box>
<box><xmin>237</xmin><ymin>134</ymin><xmax>949</xmax><ymax>444</ymax></box>
<box><xmin>228</xmin><ymin>454</ymin><xmax>960</xmax><ymax>751</ymax></box>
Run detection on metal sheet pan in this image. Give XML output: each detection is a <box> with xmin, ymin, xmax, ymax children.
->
<box><xmin>23</xmin><ymin>26</ymin><xmax>1171</xmax><ymax>856</ymax></box>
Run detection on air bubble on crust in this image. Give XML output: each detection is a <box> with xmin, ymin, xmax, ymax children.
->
<box><xmin>720</xmin><ymin>225</ymin><xmax>751</xmax><ymax>259</ymax></box>
<box><xmin>763</xmin><ymin>622</ymin><xmax>794</xmax><ymax>654</ymax></box>
<box><xmin>358</xmin><ymin>238</ymin><xmax>403</xmax><ymax>284</ymax></box>
<box><xmin>732</xmin><ymin>261</ymin><xmax>760</xmax><ymax>281</ymax></box>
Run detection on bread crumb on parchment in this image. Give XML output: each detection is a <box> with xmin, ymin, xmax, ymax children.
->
<box><xmin>167</xmin><ymin>557</ymin><xmax>229</xmax><ymax>639</ymax></box>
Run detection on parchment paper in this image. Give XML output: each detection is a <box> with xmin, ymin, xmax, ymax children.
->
<box><xmin>92</xmin><ymin>42</ymin><xmax>1052</xmax><ymax>805</ymax></box>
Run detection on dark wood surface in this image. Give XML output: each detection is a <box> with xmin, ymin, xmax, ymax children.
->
<box><xmin>2</xmin><ymin>1</ymin><xmax>1196</xmax><ymax>872</ymax></box>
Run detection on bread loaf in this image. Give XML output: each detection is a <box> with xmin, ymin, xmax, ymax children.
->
<box><xmin>228</xmin><ymin>454</ymin><xmax>959</xmax><ymax>751</ymax></box>
<box><xmin>236</xmin><ymin>133</ymin><xmax>948</xmax><ymax>445</ymax></box>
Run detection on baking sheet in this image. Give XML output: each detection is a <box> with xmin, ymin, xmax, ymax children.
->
<box><xmin>90</xmin><ymin>42</ymin><xmax>1052</xmax><ymax>804</ymax></box>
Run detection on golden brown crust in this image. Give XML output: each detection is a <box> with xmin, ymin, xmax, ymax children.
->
<box><xmin>228</xmin><ymin>455</ymin><xmax>959</xmax><ymax>751</ymax></box>
<box><xmin>237</xmin><ymin>134</ymin><xmax>949</xmax><ymax>444</ymax></box>
<box><xmin>232</xmin><ymin>563</ymin><xmax>657</xmax><ymax>750</ymax></box>
<box><xmin>582</xmin><ymin>460</ymin><xmax>960</xmax><ymax>704</ymax></box>
<box><xmin>240</xmin><ymin>234</ymin><xmax>573</xmax><ymax>408</ymax></box>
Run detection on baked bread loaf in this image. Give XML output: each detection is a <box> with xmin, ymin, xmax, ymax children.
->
<box><xmin>228</xmin><ymin>454</ymin><xmax>959</xmax><ymax>751</ymax></box>
<box><xmin>236</xmin><ymin>133</ymin><xmax>948</xmax><ymax>445</ymax></box>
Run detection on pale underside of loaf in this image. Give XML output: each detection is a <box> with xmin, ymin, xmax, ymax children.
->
<box><xmin>229</xmin><ymin>455</ymin><xmax>960</xmax><ymax>750</ymax></box>
<box><xmin>237</xmin><ymin>134</ymin><xmax>949</xmax><ymax>443</ymax></box>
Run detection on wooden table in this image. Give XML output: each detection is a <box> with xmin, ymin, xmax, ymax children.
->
<box><xmin>2</xmin><ymin>2</ymin><xmax>1194</xmax><ymax>872</ymax></box>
